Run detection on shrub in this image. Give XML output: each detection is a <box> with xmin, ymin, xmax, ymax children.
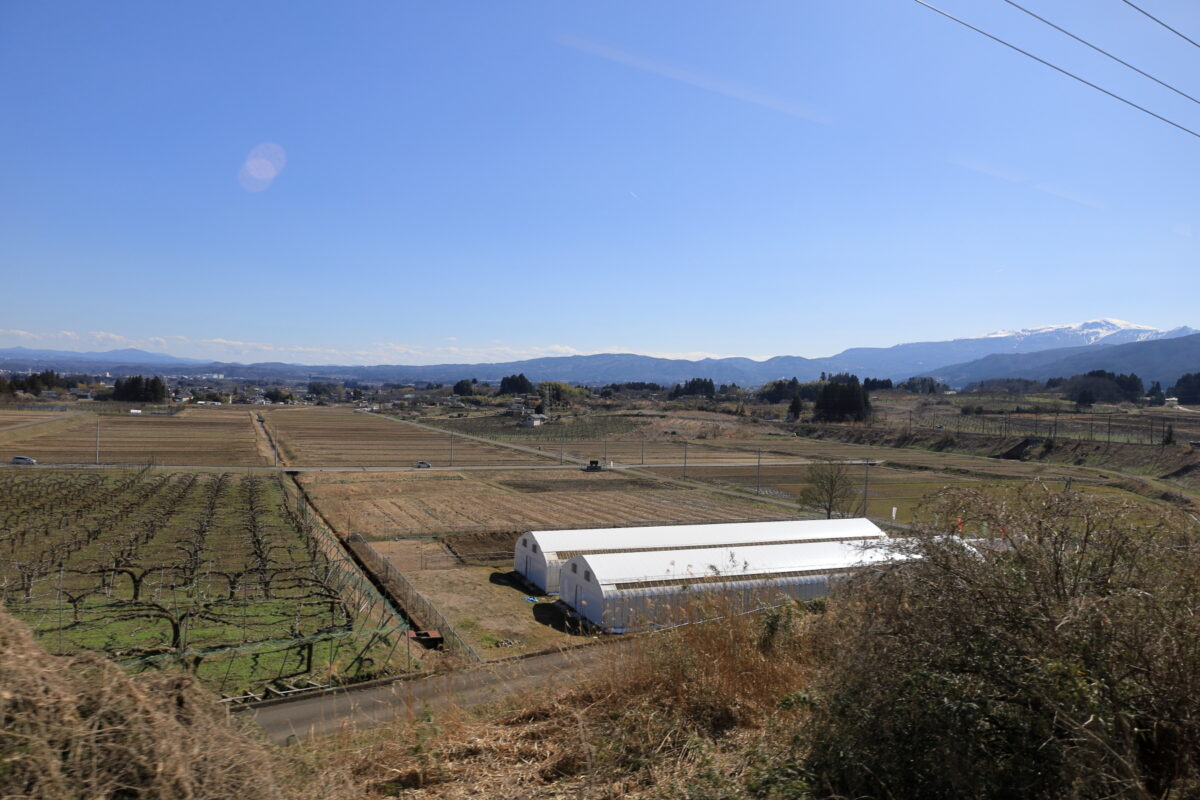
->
<box><xmin>799</xmin><ymin>485</ymin><xmax>1200</xmax><ymax>800</ymax></box>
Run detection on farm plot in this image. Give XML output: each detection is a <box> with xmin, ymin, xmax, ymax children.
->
<box><xmin>646</xmin><ymin>463</ymin><xmax>980</xmax><ymax>523</ymax></box>
<box><xmin>428</xmin><ymin>414</ymin><xmax>797</xmax><ymax>465</ymax></box>
<box><xmin>430</xmin><ymin>413</ymin><xmax>647</xmax><ymax>442</ymax></box>
<box><xmin>0</xmin><ymin>409</ymin><xmax>73</xmax><ymax>430</ymax></box>
<box><xmin>694</xmin><ymin>436</ymin><xmax>1108</xmax><ymax>482</ymax></box>
<box><xmin>0</xmin><ymin>469</ymin><xmax>408</xmax><ymax>697</ymax></box>
<box><xmin>0</xmin><ymin>407</ymin><xmax>267</xmax><ymax>466</ymax></box>
<box><xmin>265</xmin><ymin>408</ymin><xmax>549</xmax><ymax>466</ymax></box>
<box><xmin>299</xmin><ymin>468</ymin><xmax>790</xmax><ymax>537</ymax></box>
<box><xmin>376</xmin><ymin>536</ymin><xmax>592</xmax><ymax>659</ymax></box>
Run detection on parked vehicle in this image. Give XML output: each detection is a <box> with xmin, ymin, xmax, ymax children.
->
<box><xmin>11</xmin><ymin>456</ymin><xmax>37</xmax><ymax>465</ymax></box>
<box><xmin>415</xmin><ymin>460</ymin><xmax>432</xmax><ymax>469</ymax></box>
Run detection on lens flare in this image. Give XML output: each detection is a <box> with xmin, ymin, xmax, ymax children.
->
<box><xmin>238</xmin><ymin>142</ymin><xmax>287</xmax><ymax>192</ymax></box>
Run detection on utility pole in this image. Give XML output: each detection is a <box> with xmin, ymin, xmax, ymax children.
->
<box><xmin>756</xmin><ymin>449</ymin><xmax>762</xmax><ymax>495</ymax></box>
<box><xmin>448</xmin><ymin>433</ymin><xmax>454</xmax><ymax>467</ymax></box>
<box><xmin>640</xmin><ymin>434</ymin><xmax>645</xmax><ymax>465</ymax></box>
<box><xmin>682</xmin><ymin>441</ymin><xmax>688</xmax><ymax>478</ymax></box>
<box><xmin>861</xmin><ymin>460</ymin><xmax>872</xmax><ymax>518</ymax></box>
<box><xmin>95</xmin><ymin>418</ymin><xmax>100</xmax><ymax>465</ymax></box>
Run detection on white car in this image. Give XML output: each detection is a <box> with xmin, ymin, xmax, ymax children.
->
<box><xmin>11</xmin><ymin>456</ymin><xmax>37</xmax><ymax>465</ymax></box>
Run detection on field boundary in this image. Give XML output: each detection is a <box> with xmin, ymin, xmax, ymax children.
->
<box><xmin>348</xmin><ymin>533</ymin><xmax>483</xmax><ymax>662</ymax></box>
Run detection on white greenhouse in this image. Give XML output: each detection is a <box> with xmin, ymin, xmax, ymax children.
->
<box><xmin>557</xmin><ymin>539</ymin><xmax>909</xmax><ymax>633</ymax></box>
<box><xmin>513</xmin><ymin>518</ymin><xmax>886</xmax><ymax>594</ymax></box>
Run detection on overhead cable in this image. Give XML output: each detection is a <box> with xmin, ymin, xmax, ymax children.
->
<box><xmin>1118</xmin><ymin>0</ymin><xmax>1200</xmax><ymax>51</ymax></box>
<box><xmin>1002</xmin><ymin>0</ymin><xmax>1200</xmax><ymax>108</ymax></box>
<box><xmin>910</xmin><ymin>0</ymin><xmax>1200</xmax><ymax>140</ymax></box>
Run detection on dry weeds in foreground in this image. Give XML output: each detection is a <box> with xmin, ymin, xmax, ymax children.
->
<box><xmin>0</xmin><ymin>608</ymin><xmax>284</xmax><ymax>800</ymax></box>
<box><xmin>299</xmin><ymin>601</ymin><xmax>815</xmax><ymax>799</ymax></box>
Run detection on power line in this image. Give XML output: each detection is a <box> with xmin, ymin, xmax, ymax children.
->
<box><xmin>1002</xmin><ymin>0</ymin><xmax>1200</xmax><ymax>108</ymax></box>
<box><xmin>910</xmin><ymin>0</ymin><xmax>1200</xmax><ymax>140</ymax></box>
<box><xmin>1119</xmin><ymin>0</ymin><xmax>1200</xmax><ymax>51</ymax></box>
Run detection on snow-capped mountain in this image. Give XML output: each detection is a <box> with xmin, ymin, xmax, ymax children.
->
<box><xmin>972</xmin><ymin>318</ymin><xmax>1170</xmax><ymax>348</ymax></box>
<box><xmin>820</xmin><ymin>319</ymin><xmax>1196</xmax><ymax>380</ymax></box>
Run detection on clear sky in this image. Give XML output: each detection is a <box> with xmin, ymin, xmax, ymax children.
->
<box><xmin>2</xmin><ymin>0</ymin><xmax>1198</xmax><ymax>365</ymax></box>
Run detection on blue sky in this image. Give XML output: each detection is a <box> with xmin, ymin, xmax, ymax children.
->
<box><xmin>2</xmin><ymin>0</ymin><xmax>1198</xmax><ymax>365</ymax></box>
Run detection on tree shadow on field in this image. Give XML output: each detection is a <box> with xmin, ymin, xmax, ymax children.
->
<box><xmin>532</xmin><ymin>602</ymin><xmax>588</xmax><ymax>636</ymax></box>
<box><xmin>488</xmin><ymin>570</ymin><xmax>590</xmax><ymax>636</ymax></box>
<box><xmin>489</xmin><ymin>569</ymin><xmax>534</xmax><ymax>592</ymax></box>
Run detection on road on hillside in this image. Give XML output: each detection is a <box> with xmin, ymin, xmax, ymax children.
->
<box><xmin>243</xmin><ymin>643</ymin><xmax>620</xmax><ymax>745</ymax></box>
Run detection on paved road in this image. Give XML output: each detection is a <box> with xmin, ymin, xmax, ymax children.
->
<box><xmin>0</xmin><ymin>459</ymin><xmax>838</xmax><ymax>473</ymax></box>
<box><xmin>243</xmin><ymin>643</ymin><xmax>618</xmax><ymax>745</ymax></box>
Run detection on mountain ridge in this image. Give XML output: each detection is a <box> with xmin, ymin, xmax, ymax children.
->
<box><xmin>0</xmin><ymin>320</ymin><xmax>1194</xmax><ymax>386</ymax></box>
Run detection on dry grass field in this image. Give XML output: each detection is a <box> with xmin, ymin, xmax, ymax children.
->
<box><xmin>298</xmin><ymin>468</ymin><xmax>789</xmax><ymax>537</ymax></box>
<box><xmin>0</xmin><ymin>408</ymin><xmax>75</xmax><ymax>430</ymax></box>
<box><xmin>266</xmin><ymin>408</ymin><xmax>549</xmax><ymax>467</ymax></box>
<box><xmin>0</xmin><ymin>407</ymin><xmax>268</xmax><ymax>466</ymax></box>
<box><xmin>372</xmin><ymin>537</ymin><xmax>592</xmax><ymax>658</ymax></box>
<box><xmin>694</xmin><ymin>435</ymin><xmax>1106</xmax><ymax>481</ymax></box>
<box><xmin>645</xmin><ymin>463</ymin><xmax>978</xmax><ymax>523</ymax></box>
<box><xmin>428</xmin><ymin>412</ymin><xmax>813</xmax><ymax>465</ymax></box>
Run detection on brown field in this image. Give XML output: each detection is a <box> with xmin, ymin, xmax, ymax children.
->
<box><xmin>0</xmin><ymin>409</ymin><xmax>75</xmax><ymax>431</ymax></box>
<box><xmin>692</xmin><ymin>435</ymin><xmax>1110</xmax><ymax>481</ymax></box>
<box><xmin>298</xmin><ymin>468</ymin><xmax>791</xmax><ymax>537</ymax></box>
<box><xmin>510</xmin><ymin>436</ymin><xmax>798</xmax><ymax>465</ymax></box>
<box><xmin>0</xmin><ymin>408</ymin><xmax>267</xmax><ymax>466</ymax></box>
<box><xmin>428</xmin><ymin>410</ymin><xmax>806</xmax><ymax>465</ymax></box>
<box><xmin>266</xmin><ymin>408</ymin><xmax>549</xmax><ymax>467</ymax></box>
<box><xmin>645</xmin><ymin>463</ymin><xmax>979</xmax><ymax>523</ymax></box>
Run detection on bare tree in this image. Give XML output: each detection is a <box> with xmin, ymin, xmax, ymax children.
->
<box><xmin>798</xmin><ymin>460</ymin><xmax>857</xmax><ymax>518</ymax></box>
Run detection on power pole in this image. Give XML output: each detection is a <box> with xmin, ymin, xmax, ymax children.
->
<box><xmin>95</xmin><ymin>418</ymin><xmax>100</xmax><ymax>465</ymax></box>
<box><xmin>448</xmin><ymin>432</ymin><xmax>454</xmax><ymax>467</ymax></box>
<box><xmin>861</xmin><ymin>460</ymin><xmax>871</xmax><ymax>518</ymax></box>
<box><xmin>682</xmin><ymin>441</ymin><xmax>688</xmax><ymax>478</ymax></box>
<box><xmin>756</xmin><ymin>449</ymin><xmax>762</xmax><ymax>495</ymax></box>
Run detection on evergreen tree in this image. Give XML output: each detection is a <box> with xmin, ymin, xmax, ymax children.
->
<box><xmin>497</xmin><ymin>374</ymin><xmax>535</xmax><ymax>395</ymax></box>
<box><xmin>1170</xmin><ymin>373</ymin><xmax>1200</xmax><ymax>404</ymax></box>
<box><xmin>813</xmin><ymin>374</ymin><xmax>870</xmax><ymax>422</ymax></box>
<box><xmin>668</xmin><ymin>378</ymin><xmax>716</xmax><ymax>400</ymax></box>
<box><xmin>788</xmin><ymin>395</ymin><xmax>804</xmax><ymax>420</ymax></box>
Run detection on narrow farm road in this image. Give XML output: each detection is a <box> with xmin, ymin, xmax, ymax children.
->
<box><xmin>243</xmin><ymin>643</ymin><xmax>619</xmax><ymax>745</ymax></box>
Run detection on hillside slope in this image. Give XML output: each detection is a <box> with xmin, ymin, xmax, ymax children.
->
<box><xmin>929</xmin><ymin>333</ymin><xmax>1200</xmax><ymax>387</ymax></box>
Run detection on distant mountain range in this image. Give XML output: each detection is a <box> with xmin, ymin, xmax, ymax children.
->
<box><xmin>0</xmin><ymin>319</ymin><xmax>1196</xmax><ymax>388</ymax></box>
<box><xmin>0</xmin><ymin>347</ymin><xmax>205</xmax><ymax>366</ymax></box>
